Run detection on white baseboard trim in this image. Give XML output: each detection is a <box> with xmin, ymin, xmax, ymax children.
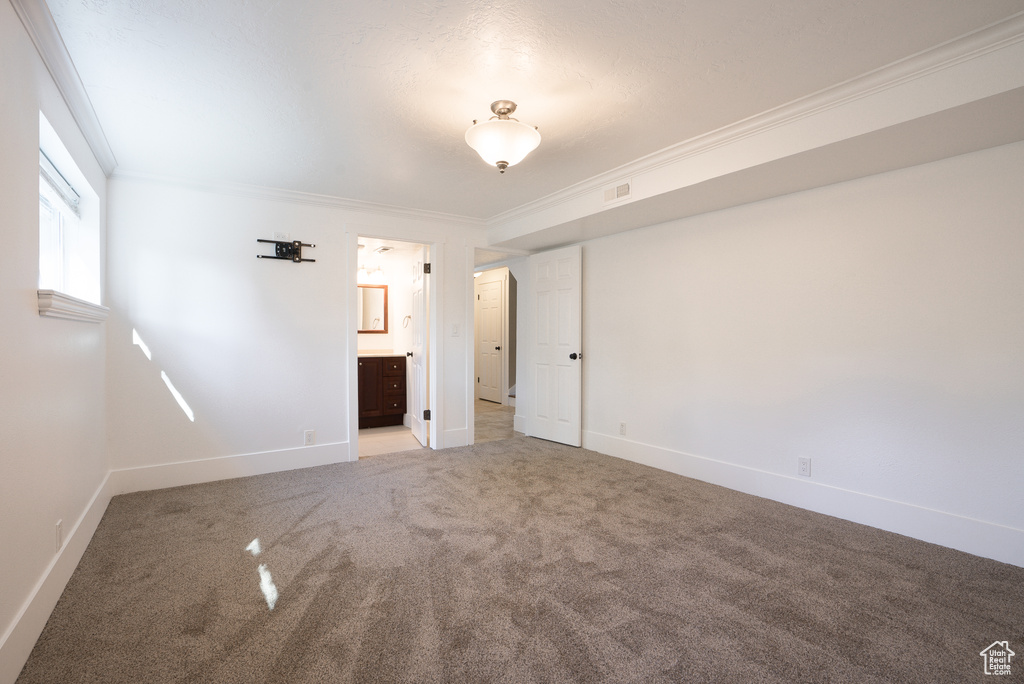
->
<box><xmin>513</xmin><ymin>414</ymin><xmax>525</xmax><ymax>434</ymax></box>
<box><xmin>583</xmin><ymin>431</ymin><xmax>1023</xmax><ymax>568</ymax></box>
<box><xmin>442</xmin><ymin>428</ymin><xmax>469</xmax><ymax>449</ymax></box>
<box><xmin>0</xmin><ymin>473</ymin><xmax>113</xmax><ymax>684</ymax></box>
<box><xmin>108</xmin><ymin>441</ymin><xmax>353</xmax><ymax>495</ymax></box>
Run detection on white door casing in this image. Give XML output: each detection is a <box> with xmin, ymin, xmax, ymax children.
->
<box><xmin>410</xmin><ymin>246</ymin><xmax>429</xmax><ymax>446</ymax></box>
<box><xmin>527</xmin><ymin>245</ymin><xmax>582</xmax><ymax>447</ymax></box>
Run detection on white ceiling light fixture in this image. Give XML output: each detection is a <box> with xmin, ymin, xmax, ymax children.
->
<box><xmin>465</xmin><ymin>101</ymin><xmax>541</xmax><ymax>174</ymax></box>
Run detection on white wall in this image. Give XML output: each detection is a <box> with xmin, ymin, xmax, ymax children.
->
<box><xmin>105</xmin><ymin>177</ymin><xmax>480</xmax><ymax>488</ymax></box>
<box><xmin>357</xmin><ymin>246</ymin><xmax>417</xmax><ymax>355</ymax></box>
<box><xmin>106</xmin><ymin>180</ymin><xmax>351</xmax><ymax>473</ymax></box>
<box><xmin>578</xmin><ymin>141</ymin><xmax>1024</xmax><ymax>565</ymax></box>
<box><xmin>0</xmin><ymin>4</ymin><xmax>110</xmax><ymax>681</ymax></box>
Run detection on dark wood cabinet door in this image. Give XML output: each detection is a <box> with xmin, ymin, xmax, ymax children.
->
<box><xmin>358</xmin><ymin>357</ymin><xmax>383</xmax><ymax>418</ymax></box>
<box><xmin>359</xmin><ymin>356</ymin><xmax>406</xmax><ymax>428</ymax></box>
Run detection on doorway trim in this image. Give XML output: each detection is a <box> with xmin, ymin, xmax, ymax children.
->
<box><xmin>346</xmin><ymin>228</ymin><xmax>444</xmax><ymax>460</ymax></box>
<box><xmin>470</xmin><ymin>254</ymin><xmax>528</xmax><ymax>445</ymax></box>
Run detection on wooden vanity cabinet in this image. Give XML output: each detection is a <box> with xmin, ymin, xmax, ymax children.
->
<box><xmin>358</xmin><ymin>355</ymin><xmax>407</xmax><ymax>429</ymax></box>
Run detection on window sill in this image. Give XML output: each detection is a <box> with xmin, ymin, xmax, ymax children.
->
<box><xmin>37</xmin><ymin>289</ymin><xmax>109</xmax><ymax>323</ymax></box>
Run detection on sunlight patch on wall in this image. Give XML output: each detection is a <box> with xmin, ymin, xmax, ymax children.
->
<box><xmin>133</xmin><ymin>328</ymin><xmax>196</xmax><ymax>422</ymax></box>
<box><xmin>161</xmin><ymin>371</ymin><xmax>195</xmax><ymax>422</ymax></box>
<box><xmin>132</xmin><ymin>328</ymin><xmax>153</xmax><ymax>360</ymax></box>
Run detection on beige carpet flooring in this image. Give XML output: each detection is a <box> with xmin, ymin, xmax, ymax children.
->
<box><xmin>474</xmin><ymin>399</ymin><xmax>515</xmax><ymax>443</ymax></box>
<box><xmin>17</xmin><ymin>436</ymin><xmax>1024</xmax><ymax>683</ymax></box>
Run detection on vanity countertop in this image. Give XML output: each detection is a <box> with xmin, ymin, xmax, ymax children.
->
<box><xmin>358</xmin><ymin>351</ymin><xmax>401</xmax><ymax>357</ymax></box>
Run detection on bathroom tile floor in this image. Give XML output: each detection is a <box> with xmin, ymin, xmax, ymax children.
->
<box><xmin>358</xmin><ymin>424</ymin><xmax>425</xmax><ymax>457</ymax></box>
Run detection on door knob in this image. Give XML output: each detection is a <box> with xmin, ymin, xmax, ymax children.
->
<box><xmin>495</xmin><ymin>346</ymin><xmax>501</xmax><ymax>350</ymax></box>
<box><xmin>569</xmin><ymin>353</ymin><xmax>578</xmax><ymax>360</ymax></box>
<box><xmin>407</xmin><ymin>352</ymin><xmax>413</xmax><ymax>357</ymax></box>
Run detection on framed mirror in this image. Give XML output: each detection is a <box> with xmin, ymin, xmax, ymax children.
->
<box><xmin>357</xmin><ymin>284</ymin><xmax>388</xmax><ymax>333</ymax></box>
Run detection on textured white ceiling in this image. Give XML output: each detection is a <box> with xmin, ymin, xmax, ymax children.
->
<box><xmin>45</xmin><ymin>0</ymin><xmax>1024</xmax><ymax>218</ymax></box>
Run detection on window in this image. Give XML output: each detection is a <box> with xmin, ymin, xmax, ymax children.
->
<box><xmin>39</xmin><ymin>150</ymin><xmax>82</xmax><ymax>295</ymax></box>
<box><xmin>37</xmin><ymin>112</ymin><xmax>106</xmax><ymax>321</ymax></box>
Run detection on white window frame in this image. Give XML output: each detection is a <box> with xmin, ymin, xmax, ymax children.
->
<box><xmin>37</xmin><ymin>112</ymin><xmax>107</xmax><ymax>322</ymax></box>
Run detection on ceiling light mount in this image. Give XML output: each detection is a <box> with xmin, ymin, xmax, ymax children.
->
<box><xmin>465</xmin><ymin>100</ymin><xmax>541</xmax><ymax>174</ymax></box>
<box><xmin>489</xmin><ymin>100</ymin><xmax>517</xmax><ymax>119</ymax></box>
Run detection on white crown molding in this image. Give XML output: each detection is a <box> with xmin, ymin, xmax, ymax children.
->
<box><xmin>15</xmin><ymin>0</ymin><xmax>1022</xmax><ymax>234</ymax></box>
<box><xmin>110</xmin><ymin>170</ymin><xmax>488</xmax><ymax>229</ymax></box>
<box><xmin>11</xmin><ymin>0</ymin><xmax>117</xmax><ymax>176</ymax></box>
<box><xmin>486</xmin><ymin>11</ymin><xmax>1024</xmax><ymax>231</ymax></box>
<box><xmin>37</xmin><ymin>289</ymin><xmax>109</xmax><ymax>322</ymax></box>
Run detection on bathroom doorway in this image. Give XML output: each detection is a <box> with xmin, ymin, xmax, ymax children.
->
<box><xmin>356</xmin><ymin>236</ymin><xmax>430</xmax><ymax>458</ymax></box>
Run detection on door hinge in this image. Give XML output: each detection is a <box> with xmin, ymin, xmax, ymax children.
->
<box><xmin>423</xmin><ymin>409</ymin><xmax>431</xmax><ymax>420</ymax></box>
<box><xmin>423</xmin><ymin>263</ymin><xmax>431</xmax><ymax>274</ymax></box>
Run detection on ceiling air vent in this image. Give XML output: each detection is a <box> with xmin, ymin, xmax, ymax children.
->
<box><xmin>603</xmin><ymin>180</ymin><xmax>631</xmax><ymax>204</ymax></box>
<box><xmin>374</xmin><ymin>246</ymin><xmax>394</xmax><ymax>255</ymax></box>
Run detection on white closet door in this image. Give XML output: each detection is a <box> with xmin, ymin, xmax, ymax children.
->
<box><xmin>527</xmin><ymin>245</ymin><xmax>581</xmax><ymax>447</ymax></box>
<box><xmin>476</xmin><ymin>278</ymin><xmax>503</xmax><ymax>403</ymax></box>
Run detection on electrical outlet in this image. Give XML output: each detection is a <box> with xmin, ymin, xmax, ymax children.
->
<box><xmin>304</xmin><ymin>430</ymin><xmax>315</xmax><ymax>446</ymax></box>
<box><xmin>619</xmin><ymin>422</ymin><xmax>626</xmax><ymax>436</ymax></box>
<box><xmin>798</xmin><ymin>457</ymin><xmax>811</xmax><ymax>477</ymax></box>
<box><xmin>55</xmin><ymin>519</ymin><xmax>63</xmax><ymax>552</ymax></box>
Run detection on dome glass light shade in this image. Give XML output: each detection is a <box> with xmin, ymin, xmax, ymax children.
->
<box><xmin>465</xmin><ymin>118</ymin><xmax>541</xmax><ymax>172</ymax></box>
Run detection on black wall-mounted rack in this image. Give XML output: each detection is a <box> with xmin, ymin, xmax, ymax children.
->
<box><xmin>256</xmin><ymin>239</ymin><xmax>316</xmax><ymax>263</ymax></box>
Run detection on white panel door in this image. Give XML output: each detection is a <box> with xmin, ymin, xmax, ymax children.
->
<box><xmin>476</xmin><ymin>279</ymin><xmax>503</xmax><ymax>403</ymax></box>
<box><xmin>528</xmin><ymin>245</ymin><xmax>581</xmax><ymax>446</ymax></box>
<box><xmin>410</xmin><ymin>246</ymin><xmax>429</xmax><ymax>447</ymax></box>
